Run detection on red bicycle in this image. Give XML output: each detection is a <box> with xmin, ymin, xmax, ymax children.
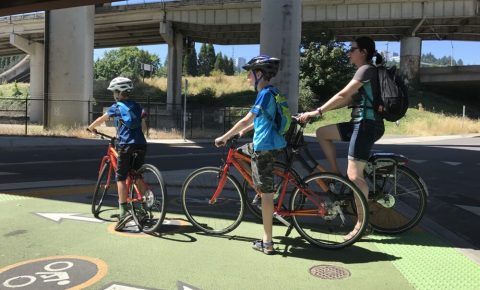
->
<box><xmin>181</xmin><ymin>129</ymin><xmax>368</xmax><ymax>249</ymax></box>
<box><xmin>89</xmin><ymin>129</ymin><xmax>167</xmax><ymax>234</ymax></box>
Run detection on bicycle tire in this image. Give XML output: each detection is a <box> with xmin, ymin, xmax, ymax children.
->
<box><xmin>129</xmin><ymin>164</ymin><xmax>167</xmax><ymax>234</ymax></box>
<box><xmin>366</xmin><ymin>165</ymin><xmax>427</xmax><ymax>234</ymax></box>
<box><xmin>243</xmin><ymin>162</ymin><xmax>301</xmax><ymax>221</ymax></box>
<box><xmin>92</xmin><ymin>160</ymin><xmax>112</xmax><ymax>216</ymax></box>
<box><xmin>181</xmin><ymin>167</ymin><xmax>245</xmax><ymax>235</ymax></box>
<box><xmin>290</xmin><ymin>172</ymin><xmax>369</xmax><ymax>249</ymax></box>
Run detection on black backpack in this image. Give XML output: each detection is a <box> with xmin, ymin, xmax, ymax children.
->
<box><xmin>375</xmin><ymin>65</ymin><xmax>409</xmax><ymax>122</ymax></box>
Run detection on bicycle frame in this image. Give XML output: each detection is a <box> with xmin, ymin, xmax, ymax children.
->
<box><xmin>212</xmin><ymin>144</ymin><xmax>328</xmax><ymax>217</ymax></box>
<box><xmin>96</xmin><ymin>133</ymin><xmax>146</xmax><ymax>204</ymax></box>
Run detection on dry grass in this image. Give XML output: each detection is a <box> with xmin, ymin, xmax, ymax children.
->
<box><xmin>145</xmin><ymin>73</ymin><xmax>251</xmax><ymax>97</ymax></box>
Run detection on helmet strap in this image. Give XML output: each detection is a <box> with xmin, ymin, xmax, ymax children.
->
<box><xmin>253</xmin><ymin>71</ymin><xmax>264</xmax><ymax>92</ymax></box>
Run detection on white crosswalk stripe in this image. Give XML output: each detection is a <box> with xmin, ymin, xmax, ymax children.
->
<box><xmin>456</xmin><ymin>205</ymin><xmax>480</xmax><ymax>217</ymax></box>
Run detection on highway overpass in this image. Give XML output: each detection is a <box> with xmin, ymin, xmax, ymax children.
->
<box><xmin>0</xmin><ymin>0</ymin><xmax>479</xmax><ymax>127</ymax></box>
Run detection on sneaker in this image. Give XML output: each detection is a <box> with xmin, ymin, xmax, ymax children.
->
<box><xmin>114</xmin><ymin>213</ymin><xmax>133</xmax><ymax>231</ymax></box>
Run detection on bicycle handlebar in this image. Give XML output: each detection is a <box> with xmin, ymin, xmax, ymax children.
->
<box><xmin>86</xmin><ymin>128</ymin><xmax>116</xmax><ymax>141</ymax></box>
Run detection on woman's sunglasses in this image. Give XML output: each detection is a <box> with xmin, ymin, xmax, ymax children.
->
<box><xmin>348</xmin><ymin>47</ymin><xmax>360</xmax><ymax>53</ymax></box>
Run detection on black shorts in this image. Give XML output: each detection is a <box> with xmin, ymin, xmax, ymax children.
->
<box><xmin>238</xmin><ymin>143</ymin><xmax>280</xmax><ymax>193</ymax></box>
<box><xmin>337</xmin><ymin>120</ymin><xmax>384</xmax><ymax>162</ymax></box>
<box><xmin>116</xmin><ymin>144</ymin><xmax>147</xmax><ymax>181</ymax></box>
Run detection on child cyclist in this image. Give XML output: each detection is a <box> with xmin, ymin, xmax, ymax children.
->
<box><xmin>87</xmin><ymin>77</ymin><xmax>147</xmax><ymax>231</ymax></box>
<box><xmin>215</xmin><ymin>55</ymin><xmax>286</xmax><ymax>255</ymax></box>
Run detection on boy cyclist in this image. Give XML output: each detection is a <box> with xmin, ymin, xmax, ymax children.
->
<box><xmin>88</xmin><ymin>77</ymin><xmax>147</xmax><ymax>231</ymax></box>
<box><xmin>215</xmin><ymin>55</ymin><xmax>286</xmax><ymax>255</ymax></box>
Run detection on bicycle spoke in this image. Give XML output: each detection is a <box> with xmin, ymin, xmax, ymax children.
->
<box><xmin>290</xmin><ymin>173</ymin><xmax>368</xmax><ymax>249</ymax></box>
<box><xmin>182</xmin><ymin>167</ymin><xmax>244</xmax><ymax>234</ymax></box>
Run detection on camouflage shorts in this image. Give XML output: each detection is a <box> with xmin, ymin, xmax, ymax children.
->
<box><xmin>238</xmin><ymin>143</ymin><xmax>280</xmax><ymax>193</ymax></box>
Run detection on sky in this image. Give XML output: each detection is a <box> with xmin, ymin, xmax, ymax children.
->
<box><xmin>94</xmin><ymin>40</ymin><xmax>480</xmax><ymax>65</ymax></box>
<box><xmin>95</xmin><ymin>0</ymin><xmax>480</xmax><ymax>65</ymax></box>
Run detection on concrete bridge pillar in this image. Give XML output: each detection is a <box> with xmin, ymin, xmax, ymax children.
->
<box><xmin>47</xmin><ymin>6</ymin><xmax>94</xmax><ymax>127</ymax></box>
<box><xmin>260</xmin><ymin>0</ymin><xmax>302</xmax><ymax>113</ymax></box>
<box><xmin>400</xmin><ymin>37</ymin><xmax>422</xmax><ymax>84</ymax></box>
<box><xmin>9</xmin><ymin>34</ymin><xmax>44</xmax><ymax>124</ymax></box>
<box><xmin>160</xmin><ymin>21</ymin><xmax>184</xmax><ymax>111</ymax></box>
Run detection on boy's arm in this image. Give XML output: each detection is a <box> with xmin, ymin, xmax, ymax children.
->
<box><xmin>87</xmin><ymin>113</ymin><xmax>109</xmax><ymax>131</ymax></box>
<box><xmin>141</xmin><ymin>118</ymin><xmax>147</xmax><ymax>134</ymax></box>
<box><xmin>215</xmin><ymin>112</ymin><xmax>254</xmax><ymax>147</ymax></box>
<box><xmin>239</xmin><ymin>123</ymin><xmax>254</xmax><ymax>137</ymax></box>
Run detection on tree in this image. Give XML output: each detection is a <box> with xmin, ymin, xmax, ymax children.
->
<box><xmin>206</xmin><ymin>44</ymin><xmax>216</xmax><ymax>75</ymax></box>
<box><xmin>183</xmin><ymin>46</ymin><xmax>198</xmax><ymax>76</ymax></box>
<box><xmin>94</xmin><ymin>47</ymin><xmax>161</xmax><ymax>81</ymax></box>
<box><xmin>299</xmin><ymin>34</ymin><xmax>355</xmax><ymax>103</ymax></box>
<box><xmin>214</xmin><ymin>52</ymin><xmax>225</xmax><ymax>72</ymax></box>
<box><xmin>224</xmin><ymin>56</ymin><xmax>235</xmax><ymax>76</ymax></box>
<box><xmin>197</xmin><ymin>43</ymin><xmax>209</xmax><ymax>76</ymax></box>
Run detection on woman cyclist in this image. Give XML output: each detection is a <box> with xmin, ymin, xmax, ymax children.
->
<box><xmin>299</xmin><ymin>36</ymin><xmax>385</xmax><ymax>239</ymax></box>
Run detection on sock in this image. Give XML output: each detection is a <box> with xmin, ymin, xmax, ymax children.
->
<box><xmin>119</xmin><ymin>202</ymin><xmax>128</xmax><ymax>217</ymax></box>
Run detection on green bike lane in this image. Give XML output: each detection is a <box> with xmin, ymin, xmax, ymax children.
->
<box><xmin>1</xmin><ymin>190</ymin><xmax>479</xmax><ymax>290</ymax></box>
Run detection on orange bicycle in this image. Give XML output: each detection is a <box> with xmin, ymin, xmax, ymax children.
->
<box><xmin>89</xmin><ymin>129</ymin><xmax>167</xmax><ymax>234</ymax></box>
<box><xmin>181</xmin><ymin>126</ymin><xmax>368</xmax><ymax>249</ymax></box>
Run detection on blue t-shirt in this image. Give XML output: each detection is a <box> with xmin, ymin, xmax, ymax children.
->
<box><xmin>250</xmin><ymin>85</ymin><xmax>287</xmax><ymax>151</ymax></box>
<box><xmin>107</xmin><ymin>100</ymin><xmax>147</xmax><ymax>145</ymax></box>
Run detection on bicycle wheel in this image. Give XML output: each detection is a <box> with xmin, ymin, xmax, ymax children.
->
<box><xmin>181</xmin><ymin>167</ymin><xmax>245</xmax><ymax>234</ymax></box>
<box><xmin>129</xmin><ymin>164</ymin><xmax>167</xmax><ymax>234</ymax></box>
<box><xmin>290</xmin><ymin>172</ymin><xmax>368</xmax><ymax>249</ymax></box>
<box><xmin>366</xmin><ymin>165</ymin><xmax>427</xmax><ymax>234</ymax></box>
<box><xmin>92</xmin><ymin>160</ymin><xmax>114</xmax><ymax>216</ymax></box>
<box><xmin>243</xmin><ymin>162</ymin><xmax>300</xmax><ymax>221</ymax></box>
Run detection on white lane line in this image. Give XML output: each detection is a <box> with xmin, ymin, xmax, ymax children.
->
<box><xmin>0</xmin><ymin>172</ymin><xmax>18</xmax><ymax>176</ymax></box>
<box><xmin>0</xmin><ymin>152</ymin><xmax>220</xmax><ymax>166</ymax></box>
<box><xmin>410</xmin><ymin>159</ymin><xmax>427</xmax><ymax>164</ymax></box>
<box><xmin>456</xmin><ymin>205</ymin><xmax>480</xmax><ymax>217</ymax></box>
<box><xmin>442</xmin><ymin>161</ymin><xmax>462</xmax><ymax>166</ymax></box>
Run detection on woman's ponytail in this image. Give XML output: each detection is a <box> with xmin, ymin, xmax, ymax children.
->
<box><xmin>375</xmin><ymin>51</ymin><xmax>384</xmax><ymax>65</ymax></box>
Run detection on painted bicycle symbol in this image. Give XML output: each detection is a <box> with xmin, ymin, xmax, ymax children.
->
<box><xmin>2</xmin><ymin>261</ymin><xmax>73</xmax><ymax>288</ymax></box>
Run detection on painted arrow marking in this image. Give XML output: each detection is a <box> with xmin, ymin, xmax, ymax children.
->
<box><xmin>35</xmin><ymin>213</ymin><xmax>104</xmax><ymax>223</ymax></box>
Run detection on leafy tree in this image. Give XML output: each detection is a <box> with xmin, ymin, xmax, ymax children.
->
<box><xmin>183</xmin><ymin>46</ymin><xmax>198</xmax><ymax>76</ymax></box>
<box><xmin>299</xmin><ymin>34</ymin><xmax>355</xmax><ymax>103</ymax></box>
<box><xmin>94</xmin><ymin>47</ymin><xmax>161</xmax><ymax>81</ymax></box>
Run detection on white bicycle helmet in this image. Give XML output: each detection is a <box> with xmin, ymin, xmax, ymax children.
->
<box><xmin>107</xmin><ymin>77</ymin><xmax>133</xmax><ymax>92</ymax></box>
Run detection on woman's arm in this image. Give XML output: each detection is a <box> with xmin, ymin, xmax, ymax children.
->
<box><xmin>299</xmin><ymin>79</ymin><xmax>364</xmax><ymax>121</ymax></box>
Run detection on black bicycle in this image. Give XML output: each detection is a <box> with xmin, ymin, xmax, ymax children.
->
<box><xmin>244</xmin><ymin>117</ymin><xmax>428</xmax><ymax>234</ymax></box>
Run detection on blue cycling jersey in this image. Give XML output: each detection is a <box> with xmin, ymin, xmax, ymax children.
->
<box><xmin>106</xmin><ymin>100</ymin><xmax>147</xmax><ymax>145</ymax></box>
<box><xmin>250</xmin><ymin>85</ymin><xmax>286</xmax><ymax>151</ymax></box>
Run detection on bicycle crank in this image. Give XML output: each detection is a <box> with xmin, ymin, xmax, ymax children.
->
<box><xmin>376</xmin><ymin>194</ymin><xmax>395</xmax><ymax>208</ymax></box>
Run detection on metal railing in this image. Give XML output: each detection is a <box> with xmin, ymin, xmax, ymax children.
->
<box><xmin>0</xmin><ymin>96</ymin><xmax>249</xmax><ymax>138</ymax></box>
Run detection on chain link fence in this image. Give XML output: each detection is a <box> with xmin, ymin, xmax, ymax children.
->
<box><xmin>0</xmin><ymin>96</ymin><xmax>249</xmax><ymax>139</ymax></box>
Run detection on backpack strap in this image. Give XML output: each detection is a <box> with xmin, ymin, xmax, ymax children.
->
<box><xmin>260</xmin><ymin>87</ymin><xmax>278</xmax><ymax>129</ymax></box>
<box><xmin>116</xmin><ymin>101</ymin><xmax>139</xmax><ymax>130</ymax></box>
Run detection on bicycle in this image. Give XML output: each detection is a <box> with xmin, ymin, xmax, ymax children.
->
<box><xmin>89</xmin><ymin>129</ymin><xmax>167</xmax><ymax>234</ymax></box>
<box><xmin>181</xmin><ymin>133</ymin><xmax>369</xmax><ymax>249</ymax></box>
<box><xmin>253</xmin><ymin>118</ymin><xmax>428</xmax><ymax>235</ymax></box>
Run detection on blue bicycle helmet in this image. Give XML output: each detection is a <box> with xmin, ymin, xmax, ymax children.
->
<box><xmin>243</xmin><ymin>55</ymin><xmax>280</xmax><ymax>79</ymax></box>
<box><xmin>243</xmin><ymin>55</ymin><xmax>280</xmax><ymax>91</ymax></box>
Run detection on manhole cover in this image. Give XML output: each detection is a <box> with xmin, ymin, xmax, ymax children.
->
<box><xmin>309</xmin><ymin>265</ymin><xmax>351</xmax><ymax>280</ymax></box>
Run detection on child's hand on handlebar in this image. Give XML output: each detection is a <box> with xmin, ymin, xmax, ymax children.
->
<box><xmin>86</xmin><ymin>127</ymin><xmax>98</xmax><ymax>135</ymax></box>
<box><xmin>214</xmin><ymin>136</ymin><xmax>227</xmax><ymax>147</ymax></box>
